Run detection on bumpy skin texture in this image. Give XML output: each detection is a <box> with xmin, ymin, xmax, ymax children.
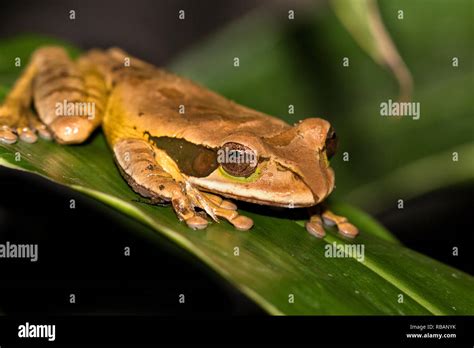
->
<box><xmin>0</xmin><ymin>46</ymin><xmax>358</xmax><ymax>237</ymax></box>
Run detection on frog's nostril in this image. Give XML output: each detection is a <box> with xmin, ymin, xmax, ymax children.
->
<box><xmin>50</xmin><ymin>116</ymin><xmax>93</xmax><ymax>144</ymax></box>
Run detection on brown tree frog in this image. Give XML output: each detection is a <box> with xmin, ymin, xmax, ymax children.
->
<box><xmin>0</xmin><ymin>47</ymin><xmax>358</xmax><ymax>238</ymax></box>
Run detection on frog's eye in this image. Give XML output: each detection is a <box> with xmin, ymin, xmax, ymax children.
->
<box><xmin>219</xmin><ymin>142</ymin><xmax>258</xmax><ymax>177</ymax></box>
<box><xmin>325</xmin><ymin>127</ymin><xmax>338</xmax><ymax>160</ymax></box>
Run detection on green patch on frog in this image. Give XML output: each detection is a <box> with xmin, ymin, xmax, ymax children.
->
<box><xmin>145</xmin><ymin>131</ymin><xmax>219</xmax><ymax>178</ymax></box>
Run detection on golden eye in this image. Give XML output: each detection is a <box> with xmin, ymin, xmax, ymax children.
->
<box><xmin>325</xmin><ymin>127</ymin><xmax>338</xmax><ymax>160</ymax></box>
<box><xmin>219</xmin><ymin>142</ymin><xmax>258</xmax><ymax>177</ymax></box>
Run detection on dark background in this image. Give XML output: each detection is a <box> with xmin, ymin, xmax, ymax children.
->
<box><xmin>0</xmin><ymin>0</ymin><xmax>472</xmax><ymax>316</ymax></box>
<box><xmin>0</xmin><ymin>0</ymin><xmax>267</xmax><ymax>66</ymax></box>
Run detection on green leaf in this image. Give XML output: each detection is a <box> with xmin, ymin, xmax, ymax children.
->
<box><xmin>1</xmin><ymin>35</ymin><xmax>473</xmax><ymax>315</ymax></box>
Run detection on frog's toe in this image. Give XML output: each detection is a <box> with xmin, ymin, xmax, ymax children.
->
<box><xmin>211</xmin><ymin>205</ymin><xmax>253</xmax><ymax>231</ymax></box>
<box><xmin>27</xmin><ymin>111</ymin><xmax>52</xmax><ymax>140</ymax></box>
<box><xmin>16</xmin><ymin>110</ymin><xmax>55</xmax><ymax>143</ymax></box>
<box><xmin>0</xmin><ymin>107</ymin><xmax>51</xmax><ymax>144</ymax></box>
<box><xmin>17</xmin><ymin>126</ymin><xmax>38</xmax><ymax>143</ymax></box>
<box><xmin>202</xmin><ymin>192</ymin><xmax>237</xmax><ymax>210</ymax></box>
<box><xmin>193</xmin><ymin>192</ymin><xmax>253</xmax><ymax>230</ymax></box>
<box><xmin>185</xmin><ymin>216</ymin><xmax>208</xmax><ymax>230</ymax></box>
<box><xmin>0</xmin><ymin>126</ymin><xmax>18</xmax><ymax>144</ymax></box>
<box><xmin>230</xmin><ymin>215</ymin><xmax>253</xmax><ymax>231</ymax></box>
<box><xmin>305</xmin><ymin>215</ymin><xmax>326</xmax><ymax>238</ymax></box>
<box><xmin>337</xmin><ymin>222</ymin><xmax>359</xmax><ymax>238</ymax></box>
<box><xmin>36</xmin><ymin>125</ymin><xmax>52</xmax><ymax>140</ymax></box>
<box><xmin>220</xmin><ymin>200</ymin><xmax>237</xmax><ymax>210</ymax></box>
<box><xmin>170</xmin><ymin>194</ymin><xmax>209</xmax><ymax>230</ymax></box>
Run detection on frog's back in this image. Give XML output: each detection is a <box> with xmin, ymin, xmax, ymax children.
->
<box><xmin>102</xmin><ymin>67</ymin><xmax>290</xmax><ymax>147</ymax></box>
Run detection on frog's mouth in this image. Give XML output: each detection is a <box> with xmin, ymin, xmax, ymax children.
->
<box><xmin>190</xmin><ymin>179</ymin><xmax>317</xmax><ymax>207</ymax></box>
<box><xmin>187</xmin><ymin>160</ymin><xmax>317</xmax><ymax>208</ymax></box>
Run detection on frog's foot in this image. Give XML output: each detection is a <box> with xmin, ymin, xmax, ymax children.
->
<box><xmin>306</xmin><ymin>207</ymin><xmax>358</xmax><ymax>238</ymax></box>
<box><xmin>0</xmin><ymin>103</ymin><xmax>51</xmax><ymax>145</ymax></box>
<box><xmin>321</xmin><ymin>209</ymin><xmax>359</xmax><ymax>238</ymax></box>
<box><xmin>183</xmin><ymin>185</ymin><xmax>253</xmax><ymax>231</ymax></box>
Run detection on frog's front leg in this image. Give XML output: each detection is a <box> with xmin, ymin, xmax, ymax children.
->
<box><xmin>114</xmin><ymin>138</ymin><xmax>253</xmax><ymax>230</ymax></box>
<box><xmin>114</xmin><ymin>138</ymin><xmax>208</xmax><ymax>229</ymax></box>
<box><xmin>306</xmin><ymin>206</ymin><xmax>358</xmax><ymax>238</ymax></box>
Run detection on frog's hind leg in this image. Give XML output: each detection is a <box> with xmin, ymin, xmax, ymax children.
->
<box><xmin>33</xmin><ymin>47</ymin><xmax>107</xmax><ymax>144</ymax></box>
<box><xmin>0</xmin><ymin>46</ymin><xmax>107</xmax><ymax>145</ymax></box>
<box><xmin>114</xmin><ymin>138</ymin><xmax>209</xmax><ymax>230</ymax></box>
<box><xmin>0</xmin><ymin>50</ymin><xmax>51</xmax><ymax>144</ymax></box>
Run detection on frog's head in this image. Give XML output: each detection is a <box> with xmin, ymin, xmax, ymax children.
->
<box><xmin>188</xmin><ymin>118</ymin><xmax>338</xmax><ymax>207</ymax></box>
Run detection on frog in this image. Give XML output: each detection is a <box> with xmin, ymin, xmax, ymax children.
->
<box><xmin>0</xmin><ymin>46</ymin><xmax>358</xmax><ymax>238</ymax></box>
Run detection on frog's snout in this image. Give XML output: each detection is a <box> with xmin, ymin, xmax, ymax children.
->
<box><xmin>49</xmin><ymin>116</ymin><xmax>94</xmax><ymax>144</ymax></box>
